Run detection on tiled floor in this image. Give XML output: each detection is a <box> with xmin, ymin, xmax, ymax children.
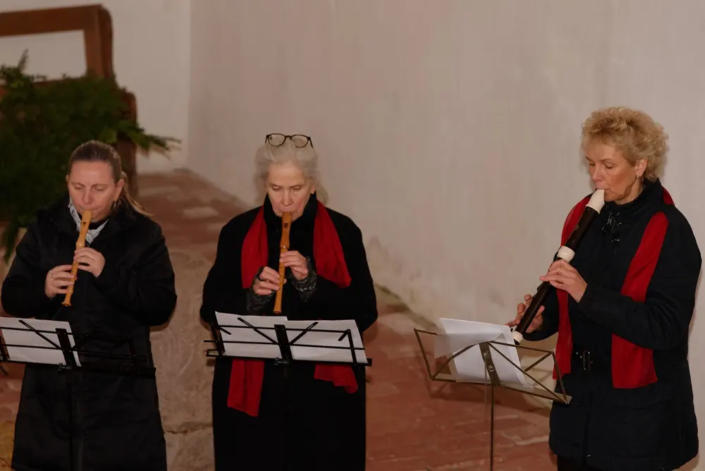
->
<box><xmin>0</xmin><ymin>169</ymin><xmax>556</xmax><ymax>470</ymax></box>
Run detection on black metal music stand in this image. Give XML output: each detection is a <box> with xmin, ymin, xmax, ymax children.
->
<box><xmin>205</xmin><ymin>315</ymin><xmax>372</xmax><ymax>369</ymax></box>
<box><xmin>413</xmin><ymin>328</ymin><xmax>571</xmax><ymax>471</ymax></box>
<box><xmin>0</xmin><ymin>318</ymin><xmax>156</xmax><ymax>471</ymax></box>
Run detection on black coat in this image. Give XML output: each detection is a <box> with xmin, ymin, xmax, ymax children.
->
<box><xmin>526</xmin><ymin>179</ymin><xmax>700</xmax><ymax>471</ymax></box>
<box><xmin>200</xmin><ymin>193</ymin><xmax>377</xmax><ymax>471</ymax></box>
<box><xmin>1</xmin><ymin>194</ymin><xmax>177</xmax><ymax>471</ymax></box>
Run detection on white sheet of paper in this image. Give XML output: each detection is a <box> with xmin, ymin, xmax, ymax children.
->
<box><xmin>286</xmin><ymin>319</ymin><xmax>367</xmax><ymax>364</ymax></box>
<box><xmin>436</xmin><ymin>318</ymin><xmax>529</xmax><ymax>387</ymax></box>
<box><xmin>0</xmin><ymin>318</ymin><xmax>81</xmax><ymax>366</ymax></box>
<box><xmin>215</xmin><ymin>313</ymin><xmax>284</xmax><ymax>360</ymax></box>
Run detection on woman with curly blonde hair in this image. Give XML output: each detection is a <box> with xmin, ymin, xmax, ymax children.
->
<box><xmin>510</xmin><ymin>107</ymin><xmax>700</xmax><ymax>470</ymax></box>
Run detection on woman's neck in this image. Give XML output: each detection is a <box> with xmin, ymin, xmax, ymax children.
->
<box><xmin>615</xmin><ymin>179</ymin><xmax>644</xmax><ymax>205</ymax></box>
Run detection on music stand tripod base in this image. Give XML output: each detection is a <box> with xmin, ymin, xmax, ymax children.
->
<box><xmin>413</xmin><ymin>328</ymin><xmax>571</xmax><ymax>471</ymax></box>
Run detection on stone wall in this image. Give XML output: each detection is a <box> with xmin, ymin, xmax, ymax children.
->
<box><xmin>151</xmin><ymin>248</ymin><xmax>215</xmax><ymax>470</ymax></box>
<box><xmin>0</xmin><ymin>244</ymin><xmax>22</xmax><ymax>471</ymax></box>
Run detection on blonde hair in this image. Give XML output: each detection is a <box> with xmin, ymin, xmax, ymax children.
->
<box><xmin>68</xmin><ymin>140</ymin><xmax>150</xmax><ymax>216</ymax></box>
<box><xmin>254</xmin><ymin>137</ymin><xmax>328</xmax><ymax>203</ymax></box>
<box><xmin>581</xmin><ymin>106</ymin><xmax>669</xmax><ymax>181</ymax></box>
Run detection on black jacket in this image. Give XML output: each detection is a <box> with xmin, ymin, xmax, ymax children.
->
<box><xmin>200</xmin><ymin>193</ymin><xmax>377</xmax><ymax>471</ymax></box>
<box><xmin>200</xmin><ymin>193</ymin><xmax>377</xmax><ymax>331</ymax></box>
<box><xmin>1</xmin><ymin>194</ymin><xmax>177</xmax><ymax>471</ymax></box>
<box><xmin>526</xmin><ymin>179</ymin><xmax>700</xmax><ymax>470</ymax></box>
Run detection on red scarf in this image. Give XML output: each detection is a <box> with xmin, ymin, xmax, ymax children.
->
<box><xmin>554</xmin><ymin>188</ymin><xmax>673</xmax><ymax>388</ymax></box>
<box><xmin>227</xmin><ymin>201</ymin><xmax>358</xmax><ymax>416</ymax></box>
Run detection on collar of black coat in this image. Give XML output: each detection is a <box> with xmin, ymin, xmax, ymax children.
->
<box><xmin>262</xmin><ymin>191</ymin><xmax>320</xmax><ymax>235</ymax></box>
<box><xmin>42</xmin><ymin>193</ymin><xmax>138</xmax><ymax>239</ymax></box>
<box><xmin>602</xmin><ymin>177</ymin><xmax>665</xmax><ymax>223</ymax></box>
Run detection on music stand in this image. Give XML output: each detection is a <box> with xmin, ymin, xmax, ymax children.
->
<box><xmin>414</xmin><ymin>325</ymin><xmax>570</xmax><ymax>471</ymax></box>
<box><xmin>0</xmin><ymin>317</ymin><xmax>156</xmax><ymax>471</ymax></box>
<box><xmin>205</xmin><ymin>312</ymin><xmax>372</xmax><ymax>368</ymax></box>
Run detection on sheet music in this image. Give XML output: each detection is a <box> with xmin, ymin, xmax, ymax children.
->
<box><xmin>215</xmin><ymin>313</ymin><xmax>284</xmax><ymax>360</ymax></box>
<box><xmin>214</xmin><ymin>313</ymin><xmax>367</xmax><ymax>364</ymax></box>
<box><xmin>286</xmin><ymin>319</ymin><xmax>367</xmax><ymax>364</ymax></box>
<box><xmin>435</xmin><ymin>318</ymin><xmax>529</xmax><ymax>387</ymax></box>
<box><xmin>0</xmin><ymin>318</ymin><xmax>81</xmax><ymax>366</ymax></box>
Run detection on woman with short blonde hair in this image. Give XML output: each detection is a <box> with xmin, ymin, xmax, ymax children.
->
<box><xmin>511</xmin><ymin>107</ymin><xmax>699</xmax><ymax>471</ymax></box>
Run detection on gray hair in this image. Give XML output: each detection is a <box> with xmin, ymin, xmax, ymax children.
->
<box><xmin>254</xmin><ymin>138</ymin><xmax>328</xmax><ymax>203</ymax></box>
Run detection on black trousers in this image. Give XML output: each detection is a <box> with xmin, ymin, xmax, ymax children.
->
<box><xmin>557</xmin><ymin>456</ymin><xmax>671</xmax><ymax>471</ymax></box>
<box><xmin>556</xmin><ymin>456</ymin><xmax>600</xmax><ymax>471</ymax></box>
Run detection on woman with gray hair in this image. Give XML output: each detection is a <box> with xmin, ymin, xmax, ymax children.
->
<box><xmin>200</xmin><ymin>133</ymin><xmax>377</xmax><ymax>470</ymax></box>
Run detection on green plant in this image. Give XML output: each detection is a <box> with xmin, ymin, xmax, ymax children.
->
<box><xmin>0</xmin><ymin>51</ymin><xmax>175</xmax><ymax>262</ymax></box>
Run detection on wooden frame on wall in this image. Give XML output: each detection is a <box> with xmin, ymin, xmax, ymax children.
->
<box><xmin>0</xmin><ymin>5</ymin><xmax>115</xmax><ymax>77</ymax></box>
<box><xmin>0</xmin><ymin>4</ymin><xmax>139</xmax><ymax>193</ymax></box>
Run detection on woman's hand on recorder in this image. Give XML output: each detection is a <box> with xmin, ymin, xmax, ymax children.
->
<box><xmin>540</xmin><ymin>259</ymin><xmax>587</xmax><ymax>302</ymax></box>
<box><xmin>74</xmin><ymin>248</ymin><xmax>106</xmax><ymax>278</ymax></box>
<box><xmin>507</xmin><ymin>293</ymin><xmax>544</xmax><ymax>333</ymax></box>
<box><xmin>280</xmin><ymin>251</ymin><xmax>309</xmax><ymax>281</ymax></box>
<box><xmin>45</xmin><ymin>265</ymin><xmax>75</xmax><ymax>299</ymax></box>
<box><xmin>252</xmin><ymin>266</ymin><xmax>285</xmax><ymax>296</ymax></box>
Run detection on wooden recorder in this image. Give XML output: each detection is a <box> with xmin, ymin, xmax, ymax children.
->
<box><xmin>62</xmin><ymin>210</ymin><xmax>92</xmax><ymax>307</ymax></box>
<box><xmin>273</xmin><ymin>212</ymin><xmax>292</xmax><ymax>314</ymax></box>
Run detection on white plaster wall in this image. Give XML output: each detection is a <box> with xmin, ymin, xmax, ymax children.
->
<box><xmin>187</xmin><ymin>0</ymin><xmax>611</xmax><ymax>324</ymax></box>
<box><xmin>187</xmin><ymin>4</ymin><xmax>705</xmax><ymax>468</ymax></box>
